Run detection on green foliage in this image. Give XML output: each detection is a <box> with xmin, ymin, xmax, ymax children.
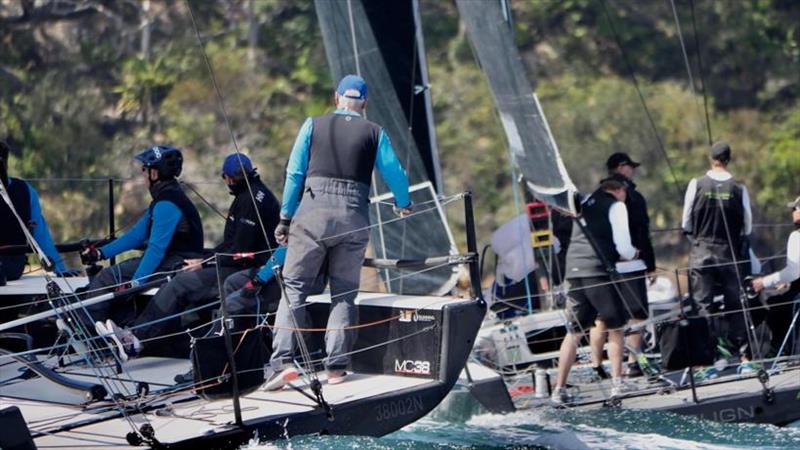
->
<box><xmin>0</xmin><ymin>0</ymin><xmax>797</xmax><ymax>263</ymax></box>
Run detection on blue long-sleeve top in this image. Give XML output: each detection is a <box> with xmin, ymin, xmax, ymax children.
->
<box><xmin>16</xmin><ymin>179</ymin><xmax>66</xmax><ymax>273</ymax></box>
<box><xmin>254</xmin><ymin>246</ymin><xmax>287</xmax><ymax>284</ymax></box>
<box><xmin>280</xmin><ymin>109</ymin><xmax>411</xmax><ymax>218</ymax></box>
<box><xmin>100</xmin><ymin>201</ymin><xmax>183</xmax><ymax>282</ymax></box>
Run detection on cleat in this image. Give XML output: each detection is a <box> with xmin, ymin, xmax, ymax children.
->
<box><xmin>264</xmin><ymin>367</ymin><xmax>300</xmax><ymax>391</ymax></box>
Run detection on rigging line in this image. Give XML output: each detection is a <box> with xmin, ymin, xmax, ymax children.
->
<box><xmin>598</xmin><ymin>0</ymin><xmax>683</xmax><ymax>200</ymax></box>
<box><xmin>688</xmin><ymin>0</ymin><xmax>713</xmax><ymax>145</ymax></box>
<box><xmin>714</xmin><ymin>188</ymin><xmax>764</xmax><ymax>362</ymax></box>
<box><xmin>346</xmin><ymin>0</ymin><xmax>362</xmax><ymax>77</ymax></box>
<box><xmin>180</xmin><ymin>180</ymin><xmax>227</xmax><ymax>221</ymax></box>
<box><xmin>397</xmin><ymin>13</ymin><xmax>424</xmax><ymax>293</ymax></box>
<box><xmin>184</xmin><ymin>0</ymin><xmax>273</xmax><ymax>257</ymax></box>
<box><xmin>345</xmin><ymin>0</ymin><xmax>391</xmax><ymax>288</ymax></box>
<box><xmin>0</xmin><ymin>184</ymin><xmax>145</xmax><ymax>434</ymax></box>
<box><xmin>667</xmin><ymin>0</ymin><xmax>707</xmax><ymax>139</ymax></box>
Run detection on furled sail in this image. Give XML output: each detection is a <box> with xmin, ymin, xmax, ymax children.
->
<box><xmin>455</xmin><ymin>0</ymin><xmax>578</xmax><ymax>214</ymax></box>
<box><xmin>314</xmin><ymin>0</ymin><xmax>458</xmax><ymax>295</ymax></box>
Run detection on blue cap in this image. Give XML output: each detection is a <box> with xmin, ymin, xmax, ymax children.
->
<box><xmin>221</xmin><ymin>153</ymin><xmax>254</xmax><ymax>177</ymax></box>
<box><xmin>336</xmin><ymin>75</ymin><xmax>368</xmax><ymax>100</ymax></box>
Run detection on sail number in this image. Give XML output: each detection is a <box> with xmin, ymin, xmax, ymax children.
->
<box><xmin>374</xmin><ymin>395</ymin><xmax>424</xmax><ymax>422</ymax></box>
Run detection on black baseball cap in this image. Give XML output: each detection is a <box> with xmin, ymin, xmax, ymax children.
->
<box><xmin>709</xmin><ymin>141</ymin><xmax>731</xmax><ymax>163</ymax></box>
<box><xmin>606</xmin><ymin>152</ymin><xmax>641</xmax><ymax>170</ymax></box>
<box><xmin>787</xmin><ymin>196</ymin><xmax>800</xmax><ymax>210</ymax></box>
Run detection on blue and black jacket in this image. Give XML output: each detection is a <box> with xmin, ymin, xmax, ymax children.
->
<box><xmin>0</xmin><ymin>177</ymin><xmax>66</xmax><ymax>272</ymax></box>
<box><xmin>101</xmin><ymin>180</ymin><xmax>203</xmax><ymax>282</ymax></box>
<box><xmin>280</xmin><ymin>109</ymin><xmax>410</xmax><ymax>218</ymax></box>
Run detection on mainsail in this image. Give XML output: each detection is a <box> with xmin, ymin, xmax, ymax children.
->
<box><xmin>455</xmin><ymin>0</ymin><xmax>578</xmax><ymax>214</ymax></box>
<box><xmin>314</xmin><ymin>0</ymin><xmax>458</xmax><ymax>295</ymax></box>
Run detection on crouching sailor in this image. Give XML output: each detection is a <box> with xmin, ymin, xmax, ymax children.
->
<box><xmin>0</xmin><ymin>139</ymin><xmax>69</xmax><ymax>282</ymax></box>
<box><xmin>79</xmin><ymin>145</ymin><xmax>203</xmax><ymax>327</ymax></box>
<box><xmin>94</xmin><ymin>153</ymin><xmax>280</xmax><ymax>361</ymax></box>
<box><xmin>264</xmin><ymin>75</ymin><xmax>411</xmax><ymax>389</ymax></box>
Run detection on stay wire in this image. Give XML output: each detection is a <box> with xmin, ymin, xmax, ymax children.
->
<box><xmin>0</xmin><ymin>183</ymin><xmax>146</xmax><ymax>437</ymax></box>
<box><xmin>667</xmin><ymin>0</ymin><xmax>708</xmax><ymax>140</ymax></box>
<box><xmin>598</xmin><ymin>0</ymin><xmax>683</xmax><ymax>200</ymax></box>
<box><xmin>688</xmin><ymin>0</ymin><xmax>713</xmax><ymax>145</ymax></box>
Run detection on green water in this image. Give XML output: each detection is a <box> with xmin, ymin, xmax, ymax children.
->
<box><xmin>245</xmin><ymin>399</ymin><xmax>800</xmax><ymax>449</ymax></box>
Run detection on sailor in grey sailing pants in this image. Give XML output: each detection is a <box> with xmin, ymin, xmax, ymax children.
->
<box><xmin>271</xmin><ymin>177</ymin><xmax>370</xmax><ymax>371</ymax></box>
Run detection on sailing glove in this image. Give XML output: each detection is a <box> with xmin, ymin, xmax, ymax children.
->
<box><xmin>274</xmin><ymin>217</ymin><xmax>291</xmax><ymax>246</ymax></box>
<box><xmin>80</xmin><ymin>244</ymin><xmax>104</xmax><ymax>265</ymax></box>
<box><xmin>241</xmin><ymin>277</ymin><xmax>264</xmax><ymax>299</ymax></box>
<box><xmin>393</xmin><ymin>202</ymin><xmax>413</xmax><ymax>218</ymax></box>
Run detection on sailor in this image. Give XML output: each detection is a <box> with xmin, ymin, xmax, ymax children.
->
<box><xmin>749</xmin><ymin>196</ymin><xmax>800</xmax><ymax>355</ymax></box>
<box><xmin>681</xmin><ymin>142</ymin><xmax>752</xmax><ymax>360</ymax></box>
<box><xmin>551</xmin><ymin>179</ymin><xmax>638</xmax><ymax>405</ymax></box>
<box><xmin>79</xmin><ymin>145</ymin><xmax>204</xmax><ymax>327</ymax></box>
<box><xmin>600</xmin><ymin>152</ymin><xmax>655</xmax><ymax>377</ymax></box>
<box><xmin>94</xmin><ymin>153</ymin><xmax>280</xmax><ymax>360</ymax></box>
<box><xmin>264</xmin><ymin>74</ymin><xmax>411</xmax><ymax>389</ymax></box>
<box><xmin>0</xmin><ymin>139</ymin><xmax>70</xmax><ymax>282</ymax></box>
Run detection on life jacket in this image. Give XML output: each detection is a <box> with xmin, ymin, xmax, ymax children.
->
<box><xmin>0</xmin><ymin>178</ymin><xmax>32</xmax><ymax>246</ymax></box>
<box><xmin>691</xmin><ymin>175</ymin><xmax>744</xmax><ymax>246</ymax></box>
<box><xmin>565</xmin><ymin>189</ymin><xmax>619</xmax><ymax>278</ymax></box>
<box><xmin>147</xmin><ymin>180</ymin><xmax>203</xmax><ymax>255</ymax></box>
<box><xmin>306</xmin><ymin>113</ymin><xmax>381</xmax><ymax>186</ymax></box>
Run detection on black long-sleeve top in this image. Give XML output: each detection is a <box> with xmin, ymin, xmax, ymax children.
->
<box><xmin>213</xmin><ymin>176</ymin><xmax>280</xmax><ymax>269</ymax></box>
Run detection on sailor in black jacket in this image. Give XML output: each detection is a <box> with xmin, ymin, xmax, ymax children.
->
<box><xmin>603</xmin><ymin>152</ymin><xmax>655</xmax><ymax>376</ymax></box>
<box><xmin>96</xmin><ymin>153</ymin><xmax>280</xmax><ymax>361</ymax></box>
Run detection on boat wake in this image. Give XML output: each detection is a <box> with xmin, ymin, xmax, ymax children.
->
<box><xmin>242</xmin><ymin>398</ymin><xmax>800</xmax><ymax>449</ymax></box>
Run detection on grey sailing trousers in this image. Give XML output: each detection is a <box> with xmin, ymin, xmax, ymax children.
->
<box><xmin>270</xmin><ymin>177</ymin><xmax>370</xmax><ymax>371</ymax></box>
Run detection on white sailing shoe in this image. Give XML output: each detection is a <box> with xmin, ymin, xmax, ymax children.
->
<box><xmin>264</xmin><ymin>367</ymin><xmax>300</xmax><ymax>391</ymax></box>
<box><xmin>326</xmin><ymin>370</ymin><xmax>348</xmax><ymax>385</ymax></box>
<box><xmin>95</xmin><ymin>320</ymin><xmax>141</xmax><ymax>362</ymax></box>
<box><xmin>550</xmin><ymin>385</ymin><xmax>572</xmax><ymax>406</ymax></box>
<box><xmin>610</xmin><ymin>377</ymin><xmax>636</xmax><ymax>398</ymax></box>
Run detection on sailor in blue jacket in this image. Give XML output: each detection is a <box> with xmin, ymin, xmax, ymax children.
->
<box><xmin>0</xmin><ymin>139</ymin><xmax>69</xmax><ymax>282</ymax></box>
<box><xmin>79</xmin><ymin>145</ymin><xmax>204</xmax><ymax>325</ymax></box>
<box><xmin>265</xmin><ymin>75</ymin><xmax>412</xmax><ymax>390</ymax></box>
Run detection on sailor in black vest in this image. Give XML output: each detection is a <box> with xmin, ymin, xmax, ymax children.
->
<box><xmin>0</xmin><ymin>139</ymin><xmax>69</xmax><ymax>282</ymax></box>
<box><xmin>79</xmin><ymin>146</ymin><xmax>204</xmax><ymax>328</ymax></box>
<box><xmin>601</xmin><ymin>152</ymin><xmax>655</xmax><ymax>377</ymax></box>
<box><xmin>551</xmin><ymin>179</ymin><xmax>639</xmax><ymax>405</ymax></box>
<box><xmin>681</xmin><ymin>142</ymin><xmax>752</xmax><ymax>359</ymax></box>
<box><xmin>264</xmin><ymin>75</ymin><xmax>411</xmax><ymax>390</ymax></box>
<box><xmin>749</xmin><ymin>196</ymin><xmax>800</xmax><ymax>357</ymax></box>
<box><xmin>95</xmin><ymin>153</ymin><xmax>280</xmax><ymax>361</ymax></box>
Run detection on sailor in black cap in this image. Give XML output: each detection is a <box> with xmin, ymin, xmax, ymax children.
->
<box><xmin>681</xmin><ymin>141</ymin><xmax>753</xmax><ymax>360</ymax></box>
<box><xmin>594</xmin><ymin>152</ymin><xmax>655</xmax><ymax>377</ymax></box>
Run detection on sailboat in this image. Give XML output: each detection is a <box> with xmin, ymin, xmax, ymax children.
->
<box><xmin>0</xmin><ymin>1</ymin><xmax>485</xmax><ymax>448</ymax></box>
<box><xmin>452</xmin><ymin>0</ymin><xmax>800</xmax><ymax>426</ymax></box>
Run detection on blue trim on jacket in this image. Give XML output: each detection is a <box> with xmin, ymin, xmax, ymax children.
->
<box><xmin>17</xmin><ymin>180</ymin><xmax>66</xmax><ymax>272</ymax></box>
<box><xmin>279</xmin><ymin>109</ymin><xmax>411</xmax><ymax>218</ymax></box>
<box><xmin>100</xmin><ymin>201</ymin><xmax>183</xmax><ymax>282</ymax></box>
<box><xmin>254</xmin><ymin>246</ymin><xmax>287</xmax><ymax>284</ymax></box>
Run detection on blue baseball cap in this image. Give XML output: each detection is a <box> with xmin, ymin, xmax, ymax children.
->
<box><xmin>336</xmin><ymin>75</ymin><xmax>368</xmax><ymax>100</ymax></box>
<box><xmin>221</xmin><ymin>153</ymin><xmax>254</xmax><ymax>178</ymax></box>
